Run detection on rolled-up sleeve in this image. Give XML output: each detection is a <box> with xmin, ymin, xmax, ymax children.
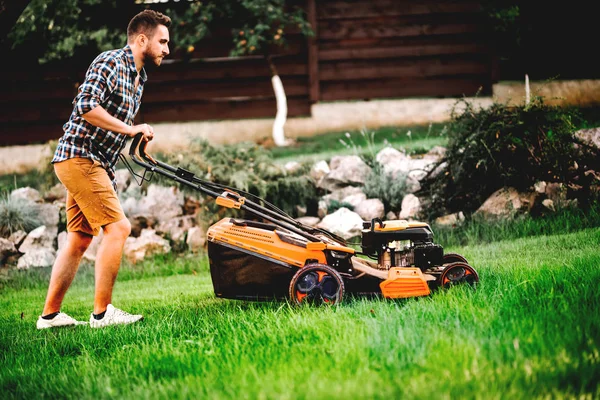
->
<box><xmin>74</xmin><ymin>57</ymin><xmax>118</xmax><ymax>116</ymax></box>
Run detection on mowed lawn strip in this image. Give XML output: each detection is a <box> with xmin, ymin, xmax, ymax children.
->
<box><xmin>1</xmin><ymin>228</ymin><xmax>599</xmax><ymax>399</ymax></box>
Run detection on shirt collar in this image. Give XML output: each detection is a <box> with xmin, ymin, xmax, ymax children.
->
<box><xmin>123</xmin><ymin>45</ymin><xmax>148</xmax><ymax>83</ymax></box>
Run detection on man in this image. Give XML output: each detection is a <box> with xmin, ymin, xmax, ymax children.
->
<box><xmin>37</xmin><ymin>10</ymin><xmax>171</xmax><ymax>329</ymax></box>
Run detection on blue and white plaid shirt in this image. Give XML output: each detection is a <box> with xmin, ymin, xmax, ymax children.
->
<box><xmin>52</xmin><ymin>45</ymin><xmax>147</xmax><ymax>189</ymax></box>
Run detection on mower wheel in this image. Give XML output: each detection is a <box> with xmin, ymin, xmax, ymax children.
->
<box><xmin>289</xmin><ymin>263</ymin><xmax>345</xmax><ymax>306</ymax></box>
<box><xmin>438</xmin><ymin>262</ymin><xmax>479</xmax><ymax>289</ymax></box>
<box><xmin>443</xmin><ymin>252</ymin><xmax>469</xmax><ymax>265</ymax></box>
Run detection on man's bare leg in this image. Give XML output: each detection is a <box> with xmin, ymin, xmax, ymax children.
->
<box><xmin>93</xmin><ymin>218</ymin><xmax>131</xmax><ymax>314</ymax></box>
<box><xmin>42</xmin><ymin>231</ymin><xmax>93</xmax><ymax>315</ymax></box>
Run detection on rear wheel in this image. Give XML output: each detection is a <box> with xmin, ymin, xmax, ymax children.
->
<box><xmin>438</xmin><ymin>262</ymin><xmax>479</xmax><ymax>289</ymax></box>
<box><xmin>443</xmin><ymin>252</ymin><xmax>469</xmax><ymax>265</ymax></box>
<box><xmin>289</xmin><ymin>264</ymin><xmax>345</xmax><ymax>306</ymax></box>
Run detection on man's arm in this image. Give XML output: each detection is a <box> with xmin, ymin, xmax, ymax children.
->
<box><xmin>75</xmin><ymin>56</ymin><xmax>154</xmax><ymax>141</ymax></box>
<box><xmin>82</xmin><ymin>106</ymin><xmax>154</xmax><ymax>141</ymax></box>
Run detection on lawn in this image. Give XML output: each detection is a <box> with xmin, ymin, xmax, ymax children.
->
<box><xmin>1</xmin><ymin>225</ymin><xmax>599</xmax><ymax>399</ymax></box>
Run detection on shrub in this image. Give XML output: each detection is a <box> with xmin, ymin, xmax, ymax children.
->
<box><xmin>0</xmin><ymin>194</ymin><xmax>42</xmax><ymax>237</ymax></box>
<box><xmin>155</xmin><ymin>139</ymin><xmax>317</xmax><ymax>218</ymax></box>
<box><xmin>363</xmin><ymin>164</ymin><xmax>407</xmax><ymax>213</ymax></box>
<box><xmin>419</xmin><ymin>96</ymin><xmax>600</xmax><ymax>218</ymax></box>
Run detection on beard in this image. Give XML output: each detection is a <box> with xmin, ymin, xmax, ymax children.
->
<box><xmin>143</xmin><ymin>49</ymin><xmax>164</xmax><ymax>68</ymax></box>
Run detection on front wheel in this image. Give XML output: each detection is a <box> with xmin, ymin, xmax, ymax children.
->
<box><xmin>289</xmin><ymin>264</ymin><xmax>345</xmax><ymax>306</ymax></box>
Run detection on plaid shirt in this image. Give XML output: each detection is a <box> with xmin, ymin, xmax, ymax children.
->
<box><xmin>52</xmin><ymin>45</ymin><xmax>147</xmax><ymax>189</ymax></box>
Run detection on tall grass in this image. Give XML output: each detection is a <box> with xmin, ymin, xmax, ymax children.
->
<box><xmin>434</xmin><ymin>203</ymin><xmax>600</xmax><ymax>248</ymax></box>
<box><xmin>1</xmin><ymin>227</ymin><xmax>599</xmax><ymax>399</ymax></box>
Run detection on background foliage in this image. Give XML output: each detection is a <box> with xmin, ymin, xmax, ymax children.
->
<box><xmin>419</xmin><ymin>97</ymin><xmax>600</xmax><ymax>218</ymax></box>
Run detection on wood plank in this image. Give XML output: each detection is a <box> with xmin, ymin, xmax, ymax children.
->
<box><xmin>142</xmin><ymin>76</ymin><xmax>309</xmax><ymax>103</ymax></box>
<box><xmin>0</xmin><ymin>81</ymin><xmax>77</xmax><ymax>103</ymax></box>
<box><xmin>318</xmin><ymin>1</ymin><xmax>482</xmax><ymax>20</ymax></box>
<box><xmin>0</xmin><ymin>102</ymin><xmax>73</xmax><ymax>124</ymax></box>
<box><xmin>319</xmin><ymin>18</ymin><xmax>482</xmax><ymax>41</ymax></box>
<box><xmin>321</xmin><ymin>77</ymin><xmax>491</xmax><ymax>101</ymax></box>
<box><xmin>319</xmin><ymin>56</ymin><xmax>490</xmax><ymax>81</ymax></box>
<box><xmin>0</xmin><ymin>123</ymin><xmax>65</xmax><ymax>146</ymax></box>
<box><xmin>153</xmin><ymin>55</ymin><xmax>308</xmax><ymax>83</ymax></box>
<box><xmin>307</xmin><ymin>0</ymin><xmax>321</xmax><ymax>103</ymax></box>
<box><xmin>319</xmin><ymin>43</ymin><xmax>489</xmax><ymax>61</ymax></box>
<box><xmin>139</xmin><ymin>96</ymin><xmax>311</xmax><ymax>123</ymax></box>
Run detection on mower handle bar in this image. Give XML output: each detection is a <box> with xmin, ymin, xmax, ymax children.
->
<box><xmin>128</xmin><ymin>133</ymin><xmax>341</xmax><ymax>244</ymax></box>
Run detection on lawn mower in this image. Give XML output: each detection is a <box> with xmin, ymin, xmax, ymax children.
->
<box><xmin>126</xmin><ymin>133</ymin><xmax>479</xmax><ymax>305</ymax></box>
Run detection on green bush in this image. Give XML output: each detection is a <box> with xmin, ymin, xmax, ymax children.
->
<box><xmin>155</xmin><ymin>139</ymin><xmax>317</xmax><ymax>218</ymax></box>
<box><xmin>363</xmin><ymin>164</ymin><xmax>407</xmax><ymax>213</ymax></box>
<box><xmin>419</xmin><ymin>96</ymin><xmax>600</xmax><ymax>218</ymax></box>
<box><xmin>0</xmin><ymin>194</ymin><xmax>42</xmax><ymax>237</ymax></box>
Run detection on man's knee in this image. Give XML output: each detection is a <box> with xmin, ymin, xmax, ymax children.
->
<box><xmin>69</xmin><ymin>231</ymin><xmax>94</xmax><ymax>253</ymax></box>
<box><xmin>104</xmin><ymin>218</ymin><xmax>131</xmax><ymax>240</ymax></box>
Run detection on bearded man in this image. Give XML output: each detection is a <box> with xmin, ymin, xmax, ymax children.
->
<box><xmin>37</xmin><ymin>10</ymin><xmax>171</xmax><ymax>329</ymax></box>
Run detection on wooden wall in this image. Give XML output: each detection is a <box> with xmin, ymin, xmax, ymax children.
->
<box><xmin>0</xmin><ymin>0</ymin><xmax>494</xmax><ymax>146</ymax></box>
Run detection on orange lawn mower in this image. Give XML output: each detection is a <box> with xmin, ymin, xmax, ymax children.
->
<box><xmin>125</xmin><ymin>134</ymin><xmax>479</xmax><ymax>306</ymax></box>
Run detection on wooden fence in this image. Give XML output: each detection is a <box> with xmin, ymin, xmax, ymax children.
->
<box><xmin>0</xmin><ymin>0</ymin><xmax>494</xmax><ymax>146</ymax></box>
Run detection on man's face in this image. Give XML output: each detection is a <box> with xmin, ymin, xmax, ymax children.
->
<box><xmin>143</xmin><ymin>25</ymin><xmax>170</xmax><ymax>67</ymax></box>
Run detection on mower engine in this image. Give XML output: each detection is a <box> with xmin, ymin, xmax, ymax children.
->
<box><xmin>361</xmin><ymin>219</ymin><xmax>443</xmax><ymax>271</ymax></box>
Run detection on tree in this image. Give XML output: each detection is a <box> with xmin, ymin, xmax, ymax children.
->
<box><xmin>166</xmin><ymin>0</ymin><xmax>313</xmax><ymax>146</ymax></box>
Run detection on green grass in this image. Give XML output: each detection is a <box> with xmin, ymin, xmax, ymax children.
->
<box><xmin>270</xmin><ymin>123</ymin><xmax>449</xmax><ymax>165</ymax></box>
<box><xmin>2</xmin><ymin>226</ymin><xmax>599</xmax><ymax>399</ymax></box>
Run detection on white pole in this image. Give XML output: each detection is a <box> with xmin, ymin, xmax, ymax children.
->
<box><xmin>525</xmin><ymin>74</ymin><xmax>530</xmax><ymax>105</ymax></box>
<box><xmin>271</xmin><ymin>74</ymin><xmax>288</xmax><ymax>146</ymax></box>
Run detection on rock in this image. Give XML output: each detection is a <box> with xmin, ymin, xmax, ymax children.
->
<box><xmin>284</xmin><ymin>161</ymin><xmax>302</xmax><ymax>174</ymax></box>
<box><xmin>320</xmin><ymin>155</ymin><xmax>371</xmax><ymax>190</ymax></box>
<box><xmin>399</xmin><ymin>194</ymin><xmax>421</xmax><ymax>220</ymax></box>
<box><xmin>542</xmin><ymin>199</ymin><xmax>555</xmax><ymax>212</ymax></box>
<box><xmin>19</xmin><ymin>226</ymin><xmax>57</xmax><ymax>253</ymax></box>
<box><xmin>434</xmin><ymin>212</ymin><xmax>465</xmax><ymax>227</ymax></box>
<box><xmin>310</xmin><ymin>160</ymin><xmax>330</xmax><ymax>185</ymax></box>
<box><xmin>475</xmin><ymin>187</ymin><xmax>537</xmax><ymax>219</ymax></box>
<box><xmin>8</xmin><ymin>230</ymin><xmax>27</xmax><ymax>247</ymax></box>
<box><xmin>17</xmin><ymin>249</ymin><xmax>56</xmax><ymax>269</ymax></box>
<box><xmin>115</xmin><ymin>168</ymin><xmax>131</xmax><ymax>193</ymax></box>
<box><xmin>10</xmin><ymin>187</ymin><xmax>42</xmax><ymax>203</ymax></box>
<box><xmin>295</xmin><ymin>216</ymin><xmax>320</xmax><ymax>227</ymax></box>
<box><xmin>317</xmin><ymin>207</ymin><xmax>364</xmax><ymax>240</ymax></box>
<box><xmin>575</xmin><ymin>127</ymin><xmax>600</xmax><ymax>150</ymax></box>
<box><xmin>36</xmin><ymin>203</ymin><xmax>60</xmax><ymax>228</ymax></box>
<box><xmin>128</xmin><ymin>214</ymin><xmax>157</xmax><ymax>238</ymax></box>
<box><xmin>156</xmin><ymin>215</ymin><xmax>195</xmax><ymax>243</ymax></box>
<box><xmin>353</xmin><ymin>198</ymin><xmax>385</xmax><ymax>221</ymax></box>
<box><xmin>43</xmin><ymin>183</ymin><xmax>67</xmax><ymax>202</ymax></box>
<box><xmin>137</xmin><ymin>184</ymin><xmax>184</xmax><ymax>223</ymax></box>
<box><xmin>385</xmin><ymin>211</ymin><xmax>398</xmax><ymax>220</ymax></box>
<box><xmin>186</xmin><ymin>227</ymin><xmax>206</xmax><ymax>252</ymax></box>
<box><xmin>123</xmin><ymin>229</ymin><xmax>171</xmax><ymax>264</ymax></box>
<box><xmin>0</xmin><ymin>238</ymin><xmax>19</xmax><ymax>266</ymax></box>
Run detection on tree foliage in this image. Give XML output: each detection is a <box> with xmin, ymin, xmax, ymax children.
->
<box><xmin>5</xmin><ymin>0</ymin><xmax>312</xmax><ymax>64</ymax></box>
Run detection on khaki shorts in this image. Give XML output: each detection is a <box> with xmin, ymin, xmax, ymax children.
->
<box><xmin>54</xmin><ymin>157</ymin><xmax>126</xmax><ymax>236</ymax></box>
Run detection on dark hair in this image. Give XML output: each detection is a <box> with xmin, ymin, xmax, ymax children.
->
<box><xmin>127</xmin><ymin>10</ymin><xmax>171</xmax><ymax>41</ymax></box>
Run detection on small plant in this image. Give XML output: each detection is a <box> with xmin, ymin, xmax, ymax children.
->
<box><xmin>0</xmin><ymin>193</ymin><xmax>42</xmax><ymax>237</ymax></box>
<box><xmin>363</xmin><ymin>164</ymin><xmax>407</xmax><ymax>213</ymax></box>
<box><xmin>327</xmin><ymin>199</ymin><xmax>354</xmax><ymax>214</ymax></box>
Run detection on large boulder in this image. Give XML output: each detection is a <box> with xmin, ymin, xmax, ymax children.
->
<box><xmin>475</xmin><ymin>187</ymin><xmax>538</xmax><ymax>219</ymax></box>
<box><xmin>317</xmin><ymin>207</ymin><xmax>364</xmax><ymax>240</ymax></box>
<box><xmin>319</xmin><ymin>156</ymin><xmax>371</xmax><ymax>190</ymax></box>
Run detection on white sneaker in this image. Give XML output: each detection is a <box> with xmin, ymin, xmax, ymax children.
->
<box><xmin>36</xmin><ymin>312</ymin><xmax>87</xmax><ymax>329</ymax></box>
<box><xmin>89</xmin><ymin>304</ymin><xmax>143</xmax><ymax>328</ymax></box>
